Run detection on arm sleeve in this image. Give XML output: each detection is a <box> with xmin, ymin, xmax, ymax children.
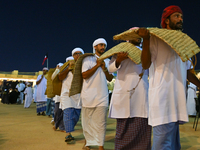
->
<box><xmin>24</xmin><ymin>88</ymin><xmax>27</xmax><ymax>94</ymax></box>
<box><xmin>149</xmin><ymin>35</ymin><xmax>158</xmax><ymax>62</ymax></box>
<box><xmin>51</xmin><ymin>69</ymin><xmax>60</xmax><ymax>80</ymax></box>
<box><xmin>82</xmin><ymin>57</ymin><xmax>93</xmax><ymax>73</ymax></box>
<box><xmin>187</xmin><ymin>59</ymin><xmax>193</xmax><ymax>70</ymax></box>
<box><xmin>108</xmin><ymin>55</ymin><xmax>121</xmax><ymax>73</ymax></box>
<box><xmin>36</xmin><ymin>75</ymin><xmax>41</xmax><ymax>82</ymax></box>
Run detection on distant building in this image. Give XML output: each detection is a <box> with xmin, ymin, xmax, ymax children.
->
<box><xmin>0</xmin><ymin>70</ymin><xmax>44</xmax><ymax>86</ymax></box>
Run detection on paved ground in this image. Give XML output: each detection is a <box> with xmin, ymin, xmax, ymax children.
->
<box><xmin>0</xmin><ymin>102</ymin><xmax>200</xmax><ymax>150</ymax></box>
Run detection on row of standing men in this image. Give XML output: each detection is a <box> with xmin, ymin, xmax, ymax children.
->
<box><xmin>35</xmin><ymin>5</ymin><xmax>200</xmax><ymax>150</ymax></box>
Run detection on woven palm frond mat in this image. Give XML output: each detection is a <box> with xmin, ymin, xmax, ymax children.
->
<box><xmin>69</xmin><ymin>53</ymin><xmax>94</xmax><ymax>97</ymax></box>
<box><xmin>113</xmin><ymin>27</ymin><xmax>200</xmax><ymax>62</ymax></box>
<box><xmin>52</xmin><ymin>60</ymin><xmax>75</xmax><ymax>81</ymax></box>
<box><xmin>113</xmin><ymin>28</ymin><xmax>140</xmax><ymax>41</ymax></box>
<box><xmin>52</xmin><ymin>74</ymin><xmax>62</xmax><ymax>96</ymax></box>
<box><xmin>60</xmin><ymin>60</ymin><xmax>75</xmax><ymax>73</ymax></box>
<box><xmin>98</xmin><ymin>42</ymin><xmax>141</xmax><ymax>64</ymax></box>
<box><xmin>46</xmin><ymin>68</ymin><xmax>56</xmax><ymax>98</ymax></box>
<box><xmin>51</xmin><ymin>60</ymin><xmax>75</xmax><ymax>96</ymax></box>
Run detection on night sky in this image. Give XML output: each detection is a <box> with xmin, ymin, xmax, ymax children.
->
<box><xmin>1</xmin><ymin>0</ymin><xmax>200</xmax><ymax>72</ymax></box>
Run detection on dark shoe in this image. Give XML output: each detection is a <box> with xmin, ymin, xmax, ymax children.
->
<box><xmin>41</xmin><ymin>112</ymin><xmax>46</xmax><ymax>116</ymax></box>
<box><xmin>37</xmin><ymin>113</ymin><xmax>41</xmax><ymax>116</ymax></box>
<box><xmin>65</xmin><ymin>134</ymin><xmax>74</xmax><ymax>143</ymax></box>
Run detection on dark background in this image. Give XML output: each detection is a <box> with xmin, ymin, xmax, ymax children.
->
<box><xmin>1</xmin><ymin>0</ymin><xmax>200</xmax><ymax>72</ymax></box>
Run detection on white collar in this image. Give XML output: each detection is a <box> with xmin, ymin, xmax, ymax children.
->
<box><xmin>95</xmin><ymin>54</ymin><xmax>99</xmax><ymax>58</ymax></box>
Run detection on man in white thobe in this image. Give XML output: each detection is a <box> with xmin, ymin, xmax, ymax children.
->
<box><xmin>58</xmin><ymin>48</ymin><xmax>84</xmax><ymax>143</ymax></box>
<box><xmin>108</xmin><ymin>27</ymin><xmax>151</xmax><ymax>150</ymax></box>
<box><xmin>33</xmin><ymin>84</ymin><xmax>37</xmax><ymax>103</ymax></box>
<box><xmin>51</xmin><ymin>63</ymin><xmax>64</xmax><ymax>125</ymax></box>
<box><xmin>140</xmin><ymin>5</ymin><xmax>200</xmax><ymax>150</ymax></box>
<box><xmin>16</xmin><ymin>81</ymin><xmax>25</xmax><ymax>104</ymax></box>
<box><xmin>24</xmin><ymin>83</ymin><xmax>33</xmax><ymax>108</ymax></box>
<box><xmin>81</xmin><ymin>38</ymin><xmax>113</xmax><ymax>150</ymax></box>
<box><xmin>36</xmin><ymin>67</ymin><xmax>48</xmax><ymax>116</ymax></box>
<box><xmin>187</xmin><ymin>82</ymin><xmax>197</xmax><ymax>116</ymax></box>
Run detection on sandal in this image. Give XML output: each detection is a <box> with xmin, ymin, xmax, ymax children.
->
<box><xmin>65</xmin><ymin>134</ymin><xmax>74</xmax><ymax>142</ymax></box>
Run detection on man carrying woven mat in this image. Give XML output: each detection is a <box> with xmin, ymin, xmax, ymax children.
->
<box><xmin>139</xmin><ymin>5</ymin><xmax>200</xmax><ymax>150</ymax></box>
<box><xmin>108</xmin><ymin>27</ymin><xmax>151</xmax><ymax>150</ymax></box>
<box><xmin>36</xmin><ymin>67</ymin><xmax>48</xmax><ymax>116</ymax></box>
<box><xmin>58</xmin><ymin>48</ymin><xmax>84</xmax><ymax>143</ymax></box>
<box><xmin>51</xmin><ymin>63</ymin><xmax>65</xmax><ymax>131</ymax></box>
<box><xmin>81</xmin><ymin>38</ymin><xmax>113</xmax><ymax>150</ymax></box>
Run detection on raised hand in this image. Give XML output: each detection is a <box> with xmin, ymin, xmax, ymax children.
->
<box><xmin>136</xmin><ymin>28</ymin><xmax>150</xmax><ymax>40</ymax></box>
<box><xmin>115</xmin><ymin>52</ymin><xmax>128</xmax><ymax>68</ymax></box>
<box><xmin>117</xmin><ymin>52</ymin><xmax>128</xmax><ymax>62</ymax></box>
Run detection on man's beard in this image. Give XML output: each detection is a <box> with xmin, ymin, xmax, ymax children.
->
<box><xmin>169</xmin><ymin>20</ymin><xmax>183</xmax><ymax>30</ymax></box>
<box><xmin>97</xmin><ymin>48</ymin><xmax>105</xmax><ymax>55</ymax></box>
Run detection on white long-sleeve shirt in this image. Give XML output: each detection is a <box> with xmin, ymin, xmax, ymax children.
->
<box><xmin>148</xmin><ymin>35</ymin><xmax>191</xmax><ymax>127</ymax></box>
<box><xmin>36</xmin><ymin>75</ymin><xmax>47</xmax><ymax>102</ymax></box>
<box><xmin>81</xmin><ymin>55</ymin><xmax>110</xmax><ymax>107</ymax></box>
<box><xmin>108</xmin><ymin>47</ymin><xmax>149</xmax><ymax>119</ymax></box>
<box><xmin>59</xmin><ymin>71</ymin><xmax>81</xmax><ymax>110</ymax></box>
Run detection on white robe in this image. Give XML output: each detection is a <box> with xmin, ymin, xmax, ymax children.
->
<box><xmin>187</xmin><ymin>82</ymin><xmax>197</xmax><ymax>115</ymax></box>
<box><xmin>53</xmin><ymin>95</ymin><xmax>60</xmax><ymax>103</ymax></box>
<box><xmin>108</xmin><ymin>51</ymin><xmax>149</xmax><ymax>119</ymax></box>
<box><xmin>33</xmin><ymin>85</ymin><xmax>37</xmax><ymax>102</ymax></box>
<box><xmin>148</xmin><ymin>35</ymin><xmax>191</xmax><ymax>127</ymax></box>
<box><xmin>81</xmin><ymin>55</ymin><xmax>109</xmax><ymax>107</ymax></box>
<box><xmin>16</xmin><ymin>83</ymin><xmax>25</xmax><ymax>92</ymax></box>
<box><xmin>59</xmin><ymin>71</ymin><xmax>81</xmax><ymax>110</ymax></box>
<box><xmin>36</xmin><ymin>75</ymin><xmax>47</xmax><ymax>102</ymax></box>
<box><xmin>24</xmin><ymin>87</ymin><xmax>33</xmax><ymax>108</ymax></box>
<box><xmin>16</xmin><ymin>83</ymin><xmax>25</xmax><ymax>103</ymax></box>
<box><xmin>81</xmin><ymin>55</ymin><xmax>110</xmax><ymax>146</ymax></box>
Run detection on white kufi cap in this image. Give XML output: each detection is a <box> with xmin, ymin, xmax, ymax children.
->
<box><xmin>92</xmin><ymin>38</ymin><xmax>107</xmax><ymax>53</ymax></box>
<box><xmin>43</xmin><ymin>67</ymin><xmax>48</xmax><ymax>71</ymax></box>
<box><xmin>57</xmin><ymin>63</ymin><xmax>63</xmax><ymax>67</ymax></box>
<box><xmin>71</xmin><ymin>48</ymin><xmax>84</xmax><ymax>56</ymax></box>
<box><xmin>66</xmin><ymin>56</ymin><xmax>74</xmax><ymax>62</ymax></box>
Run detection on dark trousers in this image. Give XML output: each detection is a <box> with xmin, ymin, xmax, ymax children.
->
<box><xmin>54</xmin><ymin>102</ymin><xmax>65</xmax><ymax>130</ymax></box>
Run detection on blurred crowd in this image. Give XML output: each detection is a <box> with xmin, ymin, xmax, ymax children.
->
<box><xmin>0</xmin><ymin>80</ymin><xmax>34</xmax><ymax>107</ymax></box>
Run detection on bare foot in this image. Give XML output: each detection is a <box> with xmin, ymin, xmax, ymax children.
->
<box><xmin>82</xmin><ymin>140</ymin><xmax>90</xmax><ymax>150</ymax></box>
<box><xmin>99</xmin><ymin>146</ymin><xmax>104</xmax><ymax>150</ymax></box>
<box><xmin>52</xmin><ymin>126</ymin><xmax>56</xmax><ymax>131</ymax></box>
<box><xmin>82</xmin><ymin>146</ymin><xmax>90</xmax><ymax>150</ymax></box>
